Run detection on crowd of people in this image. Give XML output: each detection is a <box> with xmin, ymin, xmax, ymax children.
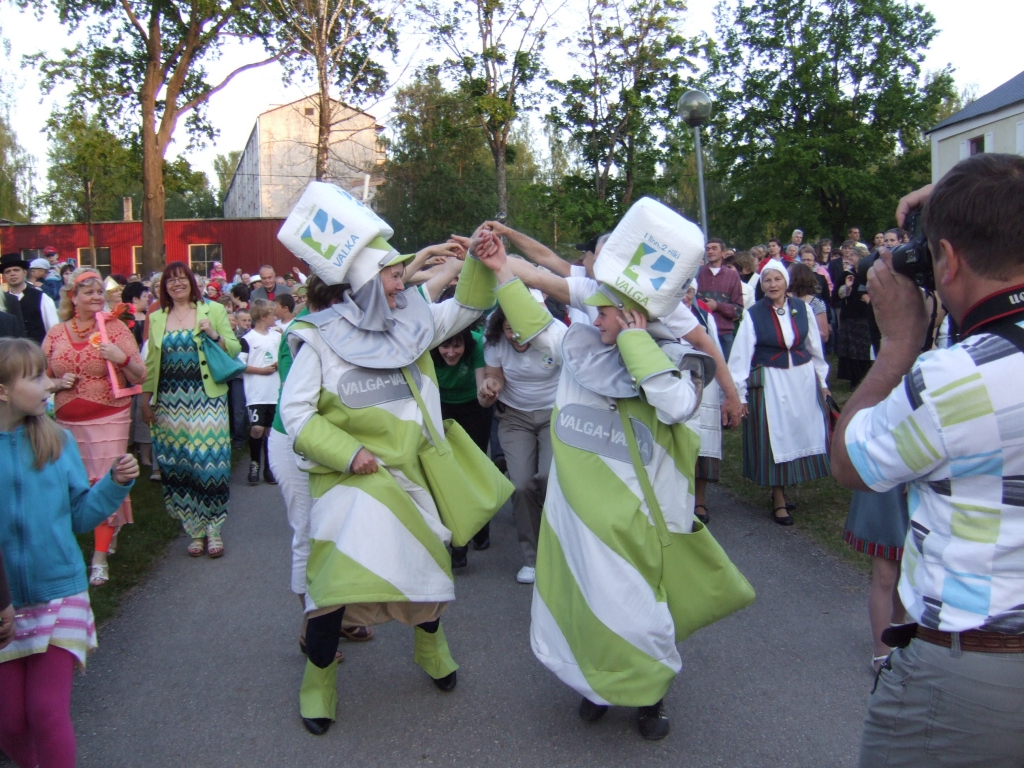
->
<box><xmin>1</xmin><ymin>152</ymin><xmax>1023</xmax><ymax>767</ymax></box>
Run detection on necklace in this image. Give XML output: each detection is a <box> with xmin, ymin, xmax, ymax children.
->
<box><xmin>170</xmin><ymin>305</ymin><xmax>195</xmax><ymax>325</ymax></box>
<box><xmin>775</xmin><ymin>305</ymin><xmax>786</xmax><ymax>316</ymax></box>
<box><xmin>70</xmin><ymin>316</ymin><xmax>95</xmax><ymax>336</ymax></box>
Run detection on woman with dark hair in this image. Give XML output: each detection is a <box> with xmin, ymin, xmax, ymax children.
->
<box><xmin>430</xmin><ymin>324</ymin><xmax>491</xmax><ymax>567</ymax></box>
<box><xmin>141</xmin><ymin>262</ymin><xmax>240</xmax><ymax>558</ymax></box>
<box><xmin>480</xmin><ymin>301</ymin><xmax>564</xmax><ymax>584</ymax></box>
<box><xmin>832</xmin><ymin>240</ymin><xmax>874</xmax><ymax>387</ymax></box>
<box><xmin>789</xmin><ymin>262</ymin><xmax>830</xmax><ymax>343</ymax></box>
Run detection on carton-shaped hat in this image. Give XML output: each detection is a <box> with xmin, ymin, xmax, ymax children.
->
<box><xmin>592</xmin><ymin>197</ymin><xmax>704</xmax><ymax>318</ymax></box>
<box><xmin>277</xmin><ymin>181</ymin><xmax>404</xmax><ymax>291</ymax></box>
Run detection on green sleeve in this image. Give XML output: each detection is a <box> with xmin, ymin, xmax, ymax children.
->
<box><xmin>471</xmin><ymin>329</ymin><xmax>486</xmax><ymax>369</ymax></box>
<box><xmin>294</xmin><ymin>414</ymin><xmax>364</xmax><ymax>474</ymax></box>
<box><xmin>213</xmin><ymin>304</ymin><xmax>241</xmax><ymax>358</ymax></box>
<box><xmin>142</xmin><ymin>311</ymin><xmax>162</xmax><ymax>394</ymax></box>
<box><xmin>616</xmin><ymin>329</ymin><xmax>677</xmax><ymax>391</ymax></box>
<box><xmin>277</xmin><ymin>332</ymin><xmax>294</xmax><ymax>386</ymax></box>
<box><xmin>453</xmin><ymin>255</ymin><xmax>497</xmax><ymax>310</ymax></box>
<box><xmin>495</xmin><ymin>277</ymin><xmax>553</xmax><ymax>344</ymax></box>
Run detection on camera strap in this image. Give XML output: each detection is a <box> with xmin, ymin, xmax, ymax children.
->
<box><xmin>955</xmin><ymin>282</ymin><xmax>1024</xmax><ymax>342</ymax></box>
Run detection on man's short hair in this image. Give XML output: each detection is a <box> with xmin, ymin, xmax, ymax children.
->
<box><xmin>706</xmin><ymin>237</ymin><xmax>726</xmax><ymax>249</ymax></box>
<box><xmin>275</xmin><ymin>293</ymin><xmax>296</xmax><ymax>312</ymax></box>
<box><xmin>230</xmin><ymin>283</ymin><xmax>250</xmax><ymax>302</ymax></box>
<box><xmin>792</xmin><ymin>229</ymin><xmax>803</xmax><ymax>236</ymax></box>
<box><xmin>121</xmin><ymin>282</ymin><xmax>147</xmax><ymax>304</ymax></box>
<box><xmin>768</xmin><ymin>238</ymin><xmax>782</xmax><ymax>247</ymax></box>
<box><xmin>259</xmin><ymin>265</ymin><xmax>275</xmax><ymax>275</ymax></box>
<box><xmin>924</xmin><ymin>153</ymin><xmax>1024</xmax><ymax>280</ymax></box>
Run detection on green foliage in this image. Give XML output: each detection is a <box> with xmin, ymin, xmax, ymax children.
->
<box><xmin>703</xmin><ymin>0</ymin><xmax>955</xmax><ymax>244</ymax></box>
<box><xmin>0</xmin><ymin>114</ymin><xmax>33</xmax><ymax>222</ymax></box>
<box><xmin>213</xmin><ymin>151</ymin><xmax>242</xmax><ymax>204</ymax></box>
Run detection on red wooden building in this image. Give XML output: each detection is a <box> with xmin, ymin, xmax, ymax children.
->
<box><xmin>0</xmin><ymin>218</ymin><xmax>309</xmax><ymax>279</ymax></box>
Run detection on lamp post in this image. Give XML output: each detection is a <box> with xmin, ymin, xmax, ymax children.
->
<box><xmin>678</xmin><ymin>89</ymin><xmax>713</xmax><ymax>240</ymax></box>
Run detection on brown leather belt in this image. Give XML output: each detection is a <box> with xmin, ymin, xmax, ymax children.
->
<box><xmin>916</xmin><ymin>626</ymin><xmax>1024</xmax><ymax>653</ymax></box>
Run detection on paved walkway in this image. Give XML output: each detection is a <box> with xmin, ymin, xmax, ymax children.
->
<box><xmin>43</xmin><ymin>463</ymin><xmax>872</xmax><ymax>766</ymax></box>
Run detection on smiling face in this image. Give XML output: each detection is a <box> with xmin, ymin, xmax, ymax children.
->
<box><xmin>72</xmin><ymin>280</ymin><xmax>106</xmax><ymax>319</ymax></box>
<box><xmin>164</xmin><ymin>270</ymin><xmax>193</xmax><ymax>305</ymax></box>
<box><xmin>593</xmin><ymin>305</ymin><xmax>626</xmax><ymax>345</ymax></box>
<box><xmin>259</xmin><ymin>267</ymin><xmax>276</xmax><ymax>290</ymax></box>
<box><xmin>380</xmin><ymin>265</ymin><xmax>405</xmax><ymax>310</ymax></box>
<box><xmin>438</xmin><ymin>337</ymin><xmax>466</xmax><ymax>367</ymax></box>
<box><xmin>761</xmin><ymin>269</ymin><xmax>788</xmax><ymax>303</ymax></box>
<box><xmin>705</xmin><ymin>241</ymin><xmax>724</xmax><ymax>267</ymax></box>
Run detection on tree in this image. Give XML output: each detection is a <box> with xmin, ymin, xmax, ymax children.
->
<box><xmin>213</xmin><ymin>150</ymin><xmax>242</xmax><ymax>204</ymax></box>
<box><xmin>265</xmin><ymin>0</ymin><xmax>399</xmax><ymax>182</ymax></box>
<box><xmin>548</xmin><ymin>0</ymin><xmax>693</xmax><ymax>210</ymax></box>
<box><xmin>419</xmin><ymin>0</ymin><xmax>562</xmax><ymax>218</ymax></box>
<box><xmin>24</xmin><ymin>0</ymin><xmax>282</xmax><ymax>275</ymax></box>
<box><xmin>0</xmin><ymin>114</ymin><xmax>33</xmax><ymax>223</ymax></box>
<box><xmin>703</xmin><ymin>0</ymin><xmax>955</xmax><ymax>244</ymax></box>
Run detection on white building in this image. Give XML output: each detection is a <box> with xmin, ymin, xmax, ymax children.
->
<box><xmin>224</xmin><ymin>96</ymin><xmax>385</xmax><ymax>218</ymax></box>
<box><xmin>927</xmin><ymin>70</ymin><xmax>1024</xmax><ymax>183</ymax></box>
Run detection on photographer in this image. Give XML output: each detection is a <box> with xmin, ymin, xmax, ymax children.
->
<box><xmin>832</xmin><ymin>153</ymin><xmax>1024</xmax><ymax>767</ymax></box>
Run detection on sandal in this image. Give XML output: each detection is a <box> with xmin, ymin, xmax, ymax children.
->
<box><xmin>207</xmin><ymin>533</ymin><xmax>225</xmax><ymax>559</ymax></box>
<box><xmin>772</xmin><ymin>506</ymin><xmax>794</xmax><ymax>526</ymax></box>
<box><xmin>298</xmin><ymin>637</ymin><xmax>345</xmax><ymax>663</ymax></box>
<box><xmin>150</xmin><ymin>467</ymin><xmax>161</xmax><ymax>482</ymax></box>
<box><xmin>89</xmin><ymin>563</ymin><xmax>109</xmax><ymax>586</ymax></box>
<box><xmin>187</xmin><ymin>538</ymin><xmax>206</xmax><ymax>557</ymax></box>
<box><xmin>340</xmin><ymin>625</ymin><xmax>375</xmax><ymax>642</ymax></box>
<box><xmin>694</xmin><ymin>504</ymin><xmax>710</xmax><ymax>525</ymax></box>
<box><xmin>108</xmin><ymin>527</ymin><xmax>121</xmax><ymax>556</ymax></box>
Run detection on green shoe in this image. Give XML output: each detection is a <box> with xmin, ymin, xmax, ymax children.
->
<box><xmin>413</xmin><ymin>623</ymin><xmax>459</xmax><ymax>685</ymax></box>
<box><xmin>299</xmin><ymin>658</ymin><xmax>339</xmax><ymax>721</ymax></box>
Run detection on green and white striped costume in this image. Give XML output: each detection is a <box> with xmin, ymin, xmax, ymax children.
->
<box><xmin>495</xmin><ymin>278</ymin><xmax>703</xmax><ymax>707</ymax></box>
<box><xmin>279</xmin><ymin>260</ymin><xmax>495</xmax><ymax>629</ymax></box>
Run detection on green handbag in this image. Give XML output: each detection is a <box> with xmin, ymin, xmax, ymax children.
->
<box><xmin>617</xmin><ymin>401</ymin><xmax>756</xmax><ymax>641</ymax></box>
<box><xmin>402</xmin><ymin>368</ymin><xmax>514</xmax><ymax>547</ymax></box>
<box><xmin>201</xmin><ymin>334</ymin><xmax>246</xmax><ymax>383</ymax></box>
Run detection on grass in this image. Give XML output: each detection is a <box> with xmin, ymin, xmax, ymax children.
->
<box><xmin>76</xmin><ymin>472</ymin><xmax>181</xmax><ymax>625</ymax></box>
<box><xmin>716</xmin><ymin>354</ymin><xmax>869</xmax><ymax>571</ymax></box>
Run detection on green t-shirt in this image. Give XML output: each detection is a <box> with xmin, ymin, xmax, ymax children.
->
<box><xmin>272</xmin><ymin>306</ymin><xmax>310</xmax><ymax>434</ymax></box>
<box><xmin>435</xmin><ymin>329</ymin><xmax>486</xmax><ymax>404</ymax></box>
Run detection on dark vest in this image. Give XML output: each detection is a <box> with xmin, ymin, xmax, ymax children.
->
<box><xmin>749</xmin><ymin>298</ymin><xmax>812</xmax><ymax>369</ymax></box>
<box><xmin>15</xmin><ymin>287</ymin><xmax>46</xmax><ymax>344</ymax></box>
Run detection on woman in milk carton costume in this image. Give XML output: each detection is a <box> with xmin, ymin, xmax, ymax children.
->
<box><xmin>473</xmin><ymin>201</ymin><xmax>712</xmax><ymax>741</ymax></box>
<box><xmin>276</xmin><ymin>184</ymin><xmax>498</xmax><ymax>736</ymax></box>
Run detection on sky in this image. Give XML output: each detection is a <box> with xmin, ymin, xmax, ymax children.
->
<box><xmin>3</xmin><ymin>0</ymin><xmax>1022</xmax><ymax>195</ymax></box>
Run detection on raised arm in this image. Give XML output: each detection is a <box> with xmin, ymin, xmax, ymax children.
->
<box><xmin>681</xmin><ymin>323</ymin><xmax>743</xmax><ymax>427</ymax></box>
<box><xmin>504</xmin><ymin>258</ymin><xmax>571</xmax><ymax>305</ymax></box>
<box><xmin>485</xmin><ymin>221</ymin><xmax>572</xmax><ymax>276</ymax></box>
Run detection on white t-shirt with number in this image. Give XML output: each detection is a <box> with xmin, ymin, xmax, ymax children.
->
<box><xmin>241</xmin><ymin>328</ymin><xmax>282</xmax><ymax>405</ymax></box>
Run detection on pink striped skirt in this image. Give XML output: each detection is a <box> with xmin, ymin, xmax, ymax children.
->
<box><xmin>58</xmin><ymin>410</ymin><xmax>133</xmax><ymax>527</ymax></box>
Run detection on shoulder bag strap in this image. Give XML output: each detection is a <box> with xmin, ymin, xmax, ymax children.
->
<box><xmin>616</xmin><ymin>400</ymin><xmax>671</xmax><ymax>547</ymax></box>
<box><xmin>985</xmin><ymin>320</ymin><xmax>1024</xmax><ymax>353</ymax></box>
<box><xmin>401</xmin><ymin>366</ymin><xmax>449</xmax><ymax>455</ymax></box>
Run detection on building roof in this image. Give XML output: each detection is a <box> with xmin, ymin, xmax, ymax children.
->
<box><xmin>928</xmin><ymin>70</ymin><xmax>1024</xmax><ymax>134</ymax></box>
<box><xmin>259</xmin><ymin>95</ymin><xmax>378</xmax><ymax>124</ymax></box>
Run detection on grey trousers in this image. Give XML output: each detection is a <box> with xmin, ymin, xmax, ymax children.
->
<box><xmin>496</xmin><ymin>404</ymin><xmax>552</xmax><ymax>568</ymax></box>
<box><xmin>859</xmin><ymin>637</ymin><xmax>1024</xmax><ymax>768</ymax></box>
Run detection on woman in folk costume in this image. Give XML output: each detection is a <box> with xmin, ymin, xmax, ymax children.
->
<box><xmin>473</xmin><ymin>214</ymin><xmax>712</xmax><ymax>740</ymax></box>
<box><xmin>278</xmin><ymin>212</ymin><xmax>499</xmax><ymax>734</ymax></box>
<box><xmin>727</xmin><ymin>261</ymin><xmax>831</xmax><ymax>525</ymax></box>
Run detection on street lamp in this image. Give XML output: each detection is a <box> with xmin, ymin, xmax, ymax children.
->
<box><xmin>678</xmin><ymin>89</ymin><xmax>713</xmax><ymax>240</ymax></box>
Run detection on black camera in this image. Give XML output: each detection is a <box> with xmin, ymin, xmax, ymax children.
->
<box><xmin>856</xmin><ymin>210</ymin><xmax>934</xmax><ymax>290</ymax></box>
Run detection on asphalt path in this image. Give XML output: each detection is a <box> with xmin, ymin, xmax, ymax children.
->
<box><xmin>14</xmin><ymin>463</ymin><xmax>876</xmax><ymax>767</ymax></box>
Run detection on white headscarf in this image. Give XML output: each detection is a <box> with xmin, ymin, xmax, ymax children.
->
<box><xmin>759</xmin><ymin>260</ymin><xmax>790</xmax><ymax>287</ymax></box>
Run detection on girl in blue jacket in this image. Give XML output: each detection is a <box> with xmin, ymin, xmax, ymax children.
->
<box><xmin>0</xmin><ymin>338</ymin><xmax>138</xmax><ymax>768</ymax></box>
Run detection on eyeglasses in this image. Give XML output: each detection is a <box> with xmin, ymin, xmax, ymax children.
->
<box><xmin>166</xmin><ymin>277</ymin><xmax>190</xmax><ymax>285</ymax></box>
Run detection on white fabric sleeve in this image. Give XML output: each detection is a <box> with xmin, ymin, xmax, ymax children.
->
<box><xmin>428</xmin><ymin>297</ymin><xmax>484</xmax><ymax>349</ymax></box>
<box><xmin>662</xmin><ymin>302</ymin><xmax>699</xmax><ymax>338</ymax></box>
<box><xmin>522</xmin><ymin>317</ymin><xmax>567</xmax><ymax>366</ymax></box>
<box><xmin>727</xmin><ymin>316</ymin><xmax>756</xmax><ymax>403</ymax></box>
<box><xmin>805</xmin><ymin>312</ymin><xmax>830</xmax><ymax>388</ymax></box>
<box><xmin>40</xmin><ymin>294</ymin><xmax>59</xmax><ymax>331</ymax></box>
<box><xmin>641</xmin><ymin>370</ymin><xmax>698</xmax><ymax>425</ymax></box>
<box><xmin>566</xmin><ymin>276</ymin><xmax>598</xmax><ymax>314</ymax></box>
<box><xmin>279</xmin><ymin>341</ymin><xmax>323</xmax><ymax>442</ymax></box>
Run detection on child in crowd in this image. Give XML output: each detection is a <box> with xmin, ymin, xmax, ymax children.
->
<box><xmin>239</xmin><ymin>300</ymin><xmax>281</xmax><ymax>485</ymax></box>
<box><xmin>274</xmin><ymin>293</ymin><xmax>296</xmax><ymax>330</ymax></box>
<box><xmin>228</xmin><ymin>309</ymin><xmax>253</xmax><ymax>449</ymax></box>
<box><xmin>0</xmin><ymin>338</ymin><xmax>138</xmax><ymax>768</ymax></box>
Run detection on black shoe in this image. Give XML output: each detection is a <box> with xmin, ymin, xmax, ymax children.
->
<box><xmin>638</xmin><ymin>700</ymin><xmax>670</xmax><ymax>740</ymax></box>
<box><xmin>694</xmin><ymin>505</ymin><xmax>710</xmax><ymax>525</ymax></box>
<box><xmin>302</xmin><ymin>717</ymin><xmax>332</xmax><ymax>736</ymax></box>
<box><xmin>264</xmin><ymin>465</ymin><xmax>277</xmax><ymax>485</ymax></box>
<box><xmin>433</xmin><ymin>671</ymin><xmax>457</xmax><ymax>691</ymax></box>
<box><xmin>472</xmin><ymin>523</ymin><xmax>490</xmax><ymax>551</ymax></box>
<box><xmin>773</xmin><ymin>507</ymin><xmax>794</xmax><ymax>526</ymax></box>
<box><xmin>247</xmin><ymin>461</ymin><xmax>260</xmax><ymax>485</ymax></box>
<box><xmin>472</xmin><ymin>537</ymin><xmax>490</xmax><ymax>551</ymax></box>
<box><xmin>450</xmin><ymin>546</ymin><xmax>468</xmax><ymax>569</ymax></box>
<box><xmin>579</xmin><ymin>697</ymin><xmax>609</xmax><ymax>722</ymax></box>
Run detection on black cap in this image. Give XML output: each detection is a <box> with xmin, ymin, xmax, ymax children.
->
<box><xmin>0</xmin><ymin>253</ymin><xmax>29</xmax><ymax>271</ymax></box>
<box><xmin>574</xmin><ymin>233</ymin><xmax>611</xmax><ymax>253</ymax></box>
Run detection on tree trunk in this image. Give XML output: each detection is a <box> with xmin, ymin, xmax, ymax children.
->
<box><xmin>140</xmin><ymin>55</ymin><xmax>166</xmax><ymax>278</ymax></box>
<box><xmin>621</xmin><ymin>134</ymin><xmax>635</xmax><ymax>208</ymax></box>
<box><xmin>315</xmin><ymin>61</ymin><xmax>331</xmax><ymax>181</ymax></box>
<box><xmin>85</xmin><ymin>179</ymin><xmax>97</xmax><ymax>268</ymax></box>
<box><xmin>493</xmin><ymin>142</ymin><xmax>508</xmax><ymax>220</ymax></box>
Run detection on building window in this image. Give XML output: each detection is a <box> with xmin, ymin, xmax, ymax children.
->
<box><xmin>970</xmin><ymin>136</ymin><xmax>985</xmax><ymax>156</ymax></box>
<box><xmin>76</xmin><ymin>247</ymin><xmax>112</xmax><ymax>277</ymax></box>
<box><xmin>188</xmin><ymin>244</ymin><xmax>221</xmax><ymax>278</ymax></box>
<box><xmin>20</xmin><ymin>249</ymin><xmax>44</xmax><ymax>262</ymax></box>
<box><xmin>305</xmin><ymin>107</ymin><xmax>315</xmax><ymax>116</ymax></box>
<box><xmin>132</xmin><ymin>246</ymin><xmax>143</xmax><ymax>276</ymax></box>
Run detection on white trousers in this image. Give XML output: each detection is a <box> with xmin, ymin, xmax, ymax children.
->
<box><xmin>267</xmin><ymin>428</ymin><xmax>312</xmax><ymax>595</ymax></box>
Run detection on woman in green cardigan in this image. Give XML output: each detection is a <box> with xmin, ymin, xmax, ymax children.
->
<box><xmin>141</xmin><ymin>262</ymin><xmax>240</xmax><ymax>558</ymax></box>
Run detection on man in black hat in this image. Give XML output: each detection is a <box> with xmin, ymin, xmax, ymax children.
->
<box><xmin>2</xmin><ymin>253</ymin><xmax>57</xmax><ymax>344</ymax></box>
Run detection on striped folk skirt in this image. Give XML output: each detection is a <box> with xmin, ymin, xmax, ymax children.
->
<box><xmin>741</xmin><ymin>366</ymin><xmax>831</xmax><ymax>487</ymax></box>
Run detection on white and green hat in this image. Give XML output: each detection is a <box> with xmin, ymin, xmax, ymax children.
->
<box><xmin>592</xmin><ymin>197</ymin><xmax>704</xmax><ymax>318</ymax></box>
<box><xmin>277</xmin><ymin>181</ymin><xmax>408</xmax><ymax>291</ymax></box>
